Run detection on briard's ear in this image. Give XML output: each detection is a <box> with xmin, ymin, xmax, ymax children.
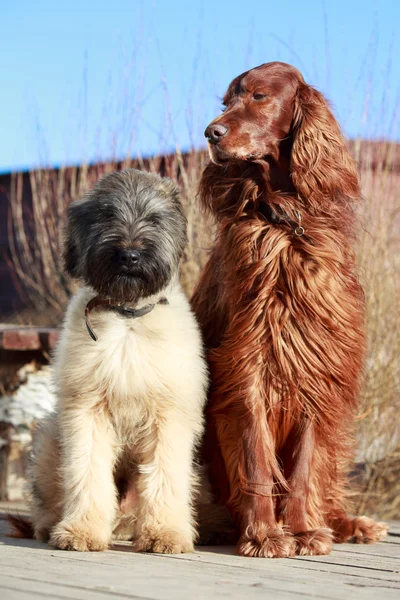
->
<box><xmin>158</xmin><ymin>177</ymin><xmax>185</xmax><ymax>213</ymax></box>
<box><xmin>291</xmin><ymin>84</ymin><xmax>360</xmax><ymax>205</ymax></box>
<box><xmin>157</xmin><ymin>177</ymin><xmax>188</xmax><ymax>253</ymax></box>
<box><xmin>63</xmin><ymin>204</ymin><xmax>82</xmax><ymax>278</ymax></box>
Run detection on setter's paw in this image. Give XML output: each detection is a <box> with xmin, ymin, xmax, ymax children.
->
<box><xmin>134</xmin><ymin>528</ymin><xmax>194</xmax><ymax>554</ymax></box>
<box><xmin>349</xmin><ymin>517</ymin><xmax>389</xmax><ymax>544</ymax></box>
<box><xmin>294</xmin><ymin>528</ymin><xmax>333</xmax><ymax>556</ymax></box>
<box><xmin>50</xmin><ymin>521</ymin><xmax>110</xmax><ymax>552</ymax></box>
<box><xmin>238</xmin><ymin>523</ymin><xmax>295</xmax><ymax>558</ymax></box>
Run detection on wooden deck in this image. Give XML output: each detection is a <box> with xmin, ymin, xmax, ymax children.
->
<box><xmin>0</xmin><ymin>505</ymin><xmax>399</xmax><ymax>600</ymax></box>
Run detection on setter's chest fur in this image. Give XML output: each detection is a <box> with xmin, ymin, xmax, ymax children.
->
<box><xmin>199</xmin><ymin>205</ymin><xmax>365</xmax><ymax>449</ymax></box>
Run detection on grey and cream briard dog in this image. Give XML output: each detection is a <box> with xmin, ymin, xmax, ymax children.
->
<box><xmin>12</xmin><ymin>169</ymin><xmax>208</xmax><ymax>553</ymax></box>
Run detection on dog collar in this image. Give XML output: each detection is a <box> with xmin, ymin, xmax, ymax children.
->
<box><xmin>84</xmin><ymin>295</ymin><xmax>169</xmax><ymax>342</ymax></box>
<box><xmin>259</xmin><ymin>203</ymin><xmax>313</xmax><ymax>244</ymax></box>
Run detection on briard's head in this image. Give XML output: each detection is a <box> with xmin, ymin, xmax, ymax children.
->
<box><xmin>64</xmin><ymin>169</ymin><xmax>187</xmax><ymax>303</ymax></box>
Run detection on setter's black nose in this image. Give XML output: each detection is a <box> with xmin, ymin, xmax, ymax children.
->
<box><xmin>118</xmin><ymin>249</ymin><xmax>140</xmax><ymax>268</ymax></box>
<box><xmin>204</xmin><ymin>123</ymin><xmax>229</xmax><ymax>145</ymax></box>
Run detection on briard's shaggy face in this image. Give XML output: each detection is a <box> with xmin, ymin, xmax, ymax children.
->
<box><xmin>64</xmin><ymin>169</ymin><xmax>187</xmax><ymax>303</ymax></box>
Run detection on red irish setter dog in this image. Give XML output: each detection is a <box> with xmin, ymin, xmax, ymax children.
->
<box><xmin>192</xmin><ymin>62</ymin><xmax>388</xmax><ymax>558</ymax></box>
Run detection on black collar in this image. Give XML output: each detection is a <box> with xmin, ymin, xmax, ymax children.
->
<box><xmin>85</xmin><ymin>296</ymin><xmax>169</xmax><ymax>341</ymax></box>
<box><xmin>259</xmin><ymin>203</ymin><xmax>313</xmax><ymax>244</ymax></box>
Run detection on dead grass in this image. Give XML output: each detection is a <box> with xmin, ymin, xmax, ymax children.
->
<box><xmin>7</xmin><ymin>141</ymin><xmax>400</xmax><ymax>518</ymax></box>
<box><xmin>351</xmin><ymin>140</ymin><xmax>400</xmax><ymax>519</ymax></box>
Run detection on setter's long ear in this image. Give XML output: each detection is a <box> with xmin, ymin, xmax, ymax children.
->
<box><xmin>291</xmin><ymin>84</ymin><xmax>360</xmax><ymax>206</ymax></box>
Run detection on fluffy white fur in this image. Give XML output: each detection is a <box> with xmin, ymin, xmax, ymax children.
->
<box><xmin>30</xmin><ymin>276</ymin><xmax>208</xmax><ymax>553</ymax></box>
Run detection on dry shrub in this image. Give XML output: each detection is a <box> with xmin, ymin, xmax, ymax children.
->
<box><xmin>351</xmin><ymin>140</ymin><xmax>400</xmax><ymax>519</ymax></box>
<box><xmin>8</xmin><ymin>141</ymin><xmax>400</xmax><ymax>517</ymax></box>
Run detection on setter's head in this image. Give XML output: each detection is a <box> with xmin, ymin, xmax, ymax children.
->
<box><xmin>204</xmin><ymin>62</ymin><xmax>359</xmax><ymax>204</ymax></box>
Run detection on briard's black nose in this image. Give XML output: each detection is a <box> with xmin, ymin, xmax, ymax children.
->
<box><xmin>118</xmin><ymin>249</ymin><xmax>141</xmax><ymax>268</ymax></box>
<box><xmin>204</xmin><ymin>123</ymin><xmax>229</xmax><ymax>145</ymax></box>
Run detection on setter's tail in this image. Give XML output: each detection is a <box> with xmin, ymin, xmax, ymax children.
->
<box><xmin>7</xmin><ymin>514</ymin><xmax>34</xmax><ymax>539</ymax></box>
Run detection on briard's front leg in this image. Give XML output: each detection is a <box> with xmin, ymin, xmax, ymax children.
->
<box><xmin>50</xmin><ymin>401</ymin><xmax>118</xmax><ymax>552</ymax></box>
<box><xmin>217</xmin><ymin>412</ymin><xmax>295</xmax><ymax>558</ymax></box>
<box><xmin>134</xmin><ymin>414</ymin><xmax>197</xmax><ymax>554</ymax></box>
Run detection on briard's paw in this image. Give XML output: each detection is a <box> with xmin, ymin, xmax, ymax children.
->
<box><xmin>350</xmin><ymin>517</ymin><xmax>389</xmax><ymax>544</ymax></box>
<box><xmin>238</xmin><ymin>524</ymin><xmax>295</xmax><ymax>558</ymax></box>
<box><xmin>294</xmin><ymin>528</ymin><xmax>333</xmax><ymax>556</ymax></box>
<box><xmin>50</xmin><ymin>521</ymin><xmax>110</xmax><ymax>552</ymax></box>
<box><xmin>112</xmin><ymin>513</ymin><xmax>137</xmax><ymax>541</ymax></box>
<box><xmin>134</xmin><ymin>528</ymin><xmax>194</xmax><ymax>554</ymax></box>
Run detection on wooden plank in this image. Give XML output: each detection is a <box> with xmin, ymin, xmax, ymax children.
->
<box><xmin>1</xmin><ymin>538</ymin><xmax>399</xmax><ymax>600</ymax></box>
<box><xmin>387</xmin><ymin>522</ymin><xmax>400</xmax><ymax>535</ymax></box>
<box><xmin>154</xmin><ymin>543</ymin><xmax>400</xmax><ymax>579</ymax></box>
<box><xmin>0</xmin><ymin>580</ymin><xmax>75</xmax><ymax>600</ymax></box>
<box><xmin>0</xmin><ymin>326</ymin><xmax>59</xmax><ymax>350</ymax></box>
<box><xmin>1</xmin><ymin>574</ymin><xmax>151</xmax><ymax>600</ymax></box>
<box><xmin>334</xmin><ymin>543</ymin><xmax>400</xmax><ymax>559</ymax></box>
<box><xmin>1</xmin><ymin>522</ymin><xmax>400</xmax><ymax>600</ymax></box>
<box><xmin>0</xmin><ymin>560</ymin><xmax>389</xmax><ymax>600</ymax></box>
<box><xmin>383</xmin><ymin>537</ymin><xmax>400</xmax><ymax>546</ymax></box>
<box><xmin>1</xmin><ymin>558</ymin><xmax>333</xmax><ymax>600</ymax></box>
<box><xmin>291</xmin><ymin>549</ymin><xmax>400</xmax><ymax>571</ymax></box>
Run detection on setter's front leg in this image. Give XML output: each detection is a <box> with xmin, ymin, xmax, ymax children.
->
<box><xmin>280</xmin><ymin>421</ymin><xmax>333</xmax><ymax>556</ymax></box>
<box><xmin>215</xmin><ymin>409</ymin><xmax>295</xmax><ymax>558</ymax></box>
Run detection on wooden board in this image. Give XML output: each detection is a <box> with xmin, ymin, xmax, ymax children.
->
<box><xmin>0</xmin><ymin>507</ymin><xmax>399</xmax><ymax>600</ymax></box>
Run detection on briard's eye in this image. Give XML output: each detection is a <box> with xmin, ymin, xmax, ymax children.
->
<box><xmin>148</xmin><ymin>215</ymin><xmax>161</xmax><ymax>225</ymax></box>
<box><xmin>253</xmin><ymin>93</ymin><xmax>268</xmax><ymax>101</ymax></box>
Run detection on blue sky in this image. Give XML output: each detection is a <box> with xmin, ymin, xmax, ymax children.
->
<box><xmin>1</xmin><ymin>0</ymin><xmax>399</xmax><ymax>172</ymax></box>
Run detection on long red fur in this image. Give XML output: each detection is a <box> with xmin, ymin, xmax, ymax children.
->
<box><xmin>7</xmin><ymin>514</ymin><xmax>34</xmax><ymax>538</ymax></box>
<box><xmin>192</xmin><ymin>62</ymin><xmax>386</xmax><ymax>556</ymax></box>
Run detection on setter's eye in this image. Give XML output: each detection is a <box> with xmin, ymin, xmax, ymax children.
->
<box><xmin>253</xmin><ymin>93</ymin><xmax>268</xmax><ymax>101</ymax></box>
<box><xmin>221</xmin><ymin>105</ymin><xmax>226</xmax><ymax>113</ymax></box>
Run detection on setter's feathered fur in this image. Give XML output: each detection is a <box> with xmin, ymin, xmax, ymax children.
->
<box><xmin>192</xmin><ymin>62</ymin><xmax>388</xmax><ymax>557</ymax></box>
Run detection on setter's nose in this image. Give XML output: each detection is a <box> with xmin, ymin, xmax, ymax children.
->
<box><xmin>204</xmin><ymin>123</ymin><xmax>229</xmax><ymax>145</ymax></box>
<box><xmin>118</xmin><ymin>249</ymin><xmax>140</xmax><ymax>268</ymax></box>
